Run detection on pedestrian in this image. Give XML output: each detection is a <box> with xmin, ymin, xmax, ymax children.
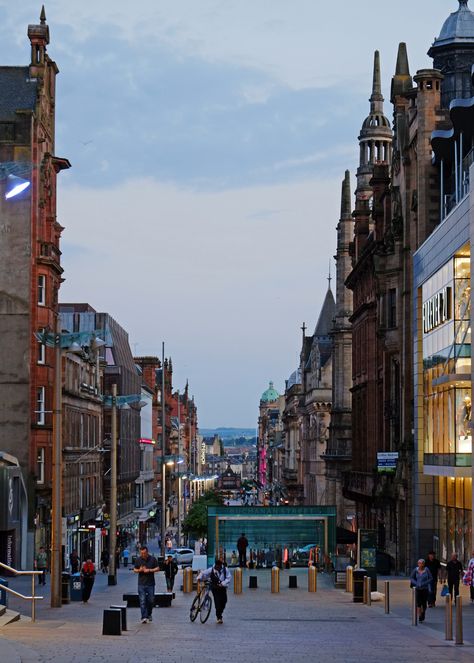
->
<box><xmin>34</xmin><ymin>546</ymin><xmax>48</xmax><ymax>586</ymax></box>
<box><xmin>446</xmin><ymin>552</ymin><xmax>464</xmax><ymax>602</ymax></box>
<box><xmin>69</xmin><ymin>549</ymin><xmax>80</xmax><ymax>574</ymax></box>
<box><xmin>425</xmin><ymin>550</ymin><xmax>441</xmax><ymax>607</ymax></box>
<box><xmin>116</xmin><ymin>546</ymin><xmax>121</xmax><ymax>569</ymax></box>
<box><xmin>123</xmin><ymin>548</ymin><xmax>130</xmax><ymax>567</ymax></box>
<box><xmin>410</xmin><ymin>558</ymin><xmax>433</xmax><ymax>623</ymax></box>
<box><xmin>163</xmin><ymin>554</ymin><xmax>178</xmax><ymax>591</ymax></box>
<box><xmin>198</xmin><ymin>557</ymin><xmax>231</xmax><ymax>624</ymax></box>
<box><xmin>133</xmin><ymin>545</ymin><xmax>159</xmax><ymax>624</ymax></box>
<box><xmin>237</xmin><ymin>532</ymin><xmax>249</xmax><ymax>568</ymax></box>
<box><xmin>100</xmin><ymin>549</ymin><xmax>109</xmax><ymax>574</ymax></box>
<box><xmin>462</xmin><ymin>550</ymin><xmax>474</xmax><ymax>602</ymax></box>
<box><xmin>80</xmin><ymin>556</ymin><xmax>96</xmax><ymax>603</ymax></box>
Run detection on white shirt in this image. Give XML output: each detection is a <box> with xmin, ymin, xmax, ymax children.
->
<box><xmin>198</xmin><ymin>565</ymin><xmax>231</xmax><ymax>588</ymax></box>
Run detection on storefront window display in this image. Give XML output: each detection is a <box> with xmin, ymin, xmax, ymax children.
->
<box><xmin>422</xmin><ymin>252</ymin><xmax>471</xmax><ymax>466</ymax></box>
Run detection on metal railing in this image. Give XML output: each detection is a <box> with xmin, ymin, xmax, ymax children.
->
<box><xmin>0</xmin><ymin>561</ymin><xmax>44</xmax><ymax>622</ymax></box>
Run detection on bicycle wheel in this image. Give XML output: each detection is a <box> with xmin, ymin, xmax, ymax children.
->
<box><xmin>199</xmin><ymin>593</ymin><xmax>212</xmax><ymax>623</ymax></box>
<box><xmin>190</xmin><ymin>594</ymin><xmax>200</xmax><ymax>622</ymax></box>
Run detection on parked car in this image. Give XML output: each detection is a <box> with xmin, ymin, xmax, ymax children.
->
<box><xmin>168</xmin><ymin>547</ymin><xmax>194</xmax><ymax>566</ymax></box>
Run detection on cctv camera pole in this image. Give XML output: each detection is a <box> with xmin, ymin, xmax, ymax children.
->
<box><xmin>161</xmin><ymin>342</ymin><xmax>166</xmax><ymax>558</ymax></box>
<box><xmin>108</xmin><ymin>383</ymin><xmax>118</xmax><ymax>585</ymax></box>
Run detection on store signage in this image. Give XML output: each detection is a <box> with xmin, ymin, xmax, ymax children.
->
<box><xmin>422</xmin><ymin>287</ymin><xmax>451</xmax><ymax>333</ymax></box>
<box><xmin>377</xmin><ymin>452</ymin><xmax>398</xmax><ymax>473</ymax></box>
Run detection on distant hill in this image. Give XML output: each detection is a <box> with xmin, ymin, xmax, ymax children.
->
<box><xmin>200</xmin><ymin>427</ymin><xmax>256</xmax><ymax>439</ymax></box>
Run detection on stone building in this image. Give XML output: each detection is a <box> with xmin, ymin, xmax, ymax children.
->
<box><xmin>0</xmin><ymin>9</ymin><xmax>70</xmax><ymax>567</ymax></box>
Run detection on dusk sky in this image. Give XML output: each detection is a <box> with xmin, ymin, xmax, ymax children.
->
<box><xmin>0</xmin><ymin>1</ymin><xmax>459</xmax><ymax>427</ymax></box>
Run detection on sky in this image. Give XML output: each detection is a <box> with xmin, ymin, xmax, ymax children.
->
<box><xmin>0</xmin><ymin>0</ymin><xmax>461</xmax><ymax>427</ymax></box>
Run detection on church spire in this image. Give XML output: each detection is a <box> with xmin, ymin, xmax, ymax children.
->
<box><xmin>40</xmin><ymin>5</ymin><xmax>46</xmax><ymax>23</ymax></box>
<box><xmin>370</xmin><ymin>50</ymin><xmax>383</xmax><ymax>113</ymax></box>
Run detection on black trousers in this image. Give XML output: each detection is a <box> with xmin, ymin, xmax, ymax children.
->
<box><xmin>82</xmin><ymin>578</ymin><xmax>94</xmax><ymax>602</ymax></box>
<box><xmin>211</xmin><ymin>588</ymin><xmax>227</xmax><ymax>619</ymax></box>
<box><xmin>448</xmin><ymin>579</ymin><xmax>460</xmax><ymax>599</ymax></box>
<box><xmin>238</xmin><ymin>550</ymin><xmax>246</xmax><ymax>567</ymax></box>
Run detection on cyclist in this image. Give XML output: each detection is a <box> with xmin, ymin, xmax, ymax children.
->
<box><xmin>198</xmin><ymin>558</ymin><xmax>231</xmax><ymax>624</ymax></box>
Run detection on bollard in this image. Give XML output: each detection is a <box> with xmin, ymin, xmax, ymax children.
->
<box><xmin>308</xmin><ymin>565</ymin><xmax>317</xmax><ymax>593</ymax></box>
<box><xmin>271</xmin><ymin>566</ymin><xmax>280</xmax><ymax>593</ymax></box>
<box><xmin>455</xmin><ymin>596</ymin><xmax>463</xmax><ymax>646</ymax></box>
<box><xmin>249</xmin><ymin>576</ymin><xmax>258</xmax><ymax>589</ymax></box>
<box><xmin>182</xmin><ymin>567</ymin><xmax>193</xmax><ymax>593</ymax></box>
<box><xmin>445</xmin><ymin>594</ymin><xmax>453</xmax><ymax>641</ymax></box>
<box><xmin>110</xmin><ymin>605</ymin><xmax>127</xmax><ymax>631</ymax></box>
<box><xmin>289</xmin><ymin>575</ymin><xmax>298</xmax><ymax>589</ymax></box>
<box><xmin>102</xmin><ymin>608</ymin><xmax>122</xmax><ymax>636</ymax></box>
<box><xmin>384</xmin><ymin>580</ymin><xmax>390</xmax><ymax>614</ymax></box>
<box><xmin>365</xmin><ymin>577</ymin><xmax>371</xmax><ymax>606</ymax></box>
<box><xmin>411</xmin><ymin>587</ymin><xmax>418</xmax><ymax>626</ymax></box>
<box><xmin>345</xmin><ymin>566</ymin><xmax>353</xmax><ymax>593</ymax></box>
<box><xmin>363</xmin><ymin>576</ymin><xmax>368</xmax><ymax>604</ymax></box>
<box><xmin>233</xmin><ymin>567</ymin><xmax>242</xmax><ymax>594</ymax></box>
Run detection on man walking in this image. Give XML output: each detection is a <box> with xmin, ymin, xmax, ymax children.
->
<box><xmin>133</xmin><ymin>546</ymin><xmax>159</xmax><ymax>624</ymax></box>
<box><xmin>34</xmin><ymin>546</ymin><xmax>48</xmax><ymax>586</ymax></box>
<box><xmin>425</xmin><ymin>551</ymin><xmax>441</xmax><ymax>607</ymax></box>
<box><xmin>237</xmin><ymin>533</ymin><xmax>248</xmax><ymax>568</ymax></box>
<box><xmin>164</xmin><ymin>554</ymin><xmax>178</xmax><ymax>591</ymax></box>
<box><xmin>446</xmin><ymin>552</ymin><xmax>464</xmax><ymax>602</ymax></box>
<box><xmin>198</xmin><ymin>558</ymin><xmax>231</xmax><ymax>624</ymax></box>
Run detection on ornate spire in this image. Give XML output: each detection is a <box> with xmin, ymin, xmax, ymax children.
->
<box><xmin>370</xmin><ymin>51</ymin><xmax>383</xmax><ymax>113</ymax></box>
<box><xmin>328</xmin><ymin>260</ymin><xmax>332</xmax><ymax>291</ymax></box>
<box><xmin>395</xmin><ymin>43</ymin><xmax>409</xmax><ymax>76</ymax></box>
<box><xmin>341</xmin><ymin>170</ymin><xmax>351</xmax><ymax>217</ymax></box>
<box><xmin>40</xmin><ymin>5</ymin><xmax>46</xmax><ymax>24</ymax></box>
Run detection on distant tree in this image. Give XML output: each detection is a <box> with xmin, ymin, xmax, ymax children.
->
<box><xmin>182</xmin><ymin>490</ymin><xmax>224</xmax><ymax>538</ymax></box>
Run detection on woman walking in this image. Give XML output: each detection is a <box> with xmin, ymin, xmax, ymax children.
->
<box><xmin>410</xmin><ymin>558</ymin><xmax>433</xmax><ymax>623</ymax></box>
<box><xmin>81</xmin><ymin>556</ymin><xmax>96</xmax><ymax>603</ymax></box>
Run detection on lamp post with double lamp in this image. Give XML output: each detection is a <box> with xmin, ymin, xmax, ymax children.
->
<box><xmin>102</xmin><ymin>388</ymin><xmax>147</xmax><ymax>586</ymax></box>
<box><xmin>34</xmin><ymin>329</ymin><xmax>105</xmax><ymax>608</ymax></box>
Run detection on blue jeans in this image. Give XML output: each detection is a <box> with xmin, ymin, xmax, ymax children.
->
<box><xmin>138</xmin><ymin>585</ymin><xmax>155</xmax><ymax>619</ymax></box>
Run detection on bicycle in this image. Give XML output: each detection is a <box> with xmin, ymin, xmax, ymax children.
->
<box><xmin>190</xmin><ymin>580</ymin><xmax>213</xmax><ymax>623</ymax></box>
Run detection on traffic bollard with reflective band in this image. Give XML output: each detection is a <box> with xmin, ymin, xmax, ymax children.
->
<box><xmin>345</xmin><ymin>566</ymin><xmax>353</xmax><ymax>593</ymax></box>
<box><xmin>384</xmin><ymin>580</ymin><xmax>390</xmax><ymax>614</ymax></box>
<box><xmin>411</xmin><ymin>587</ymin><xmax>418</xmax><ymax>626</ymax></box>
<box><xmin>271</xmin><ymin>566</ymin><xmax>280</xmax><ymax>593</ymax></box>
<box><xmin>308</xmin><ymin>565</ymin><xmax>317</xmax><ymax>592</ymax></box>
<box><xmin>455</xmin><ymin>596</ymin><xmax>463</xmax><ymax>646</ymax></box>
<box><xmin>445</xmin><ymin>594</ymin><xmax>453</xmax><ymax>641</ymax></box>
<box><xmin>233</xmin><ymin>568</ymin><xmax>242</xmax><ymax>594</ymax></box>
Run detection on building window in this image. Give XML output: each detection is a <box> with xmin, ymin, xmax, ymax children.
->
<box><xmin>37</xmin><ymin>448</ymin><xmax>45</xmax><ymax>484</ymax></box>
<box><xmin>38</xmin><ymin>275</ymin><xmax>46</xmax><ymax>306</ymax></box>
<box><xmin>388</xmin><ymin>288</ymin><xmax>397</xmax><ymax>328</ymax></box>
<box><xmin>37</xmin><ymin>328</ymin><xmax>45</xmax><ymax>364</ymax></box>
<box><xmin>37</xmin><ymin>386</ymin><xmax>46</xmax><ymax>425</ymax></box>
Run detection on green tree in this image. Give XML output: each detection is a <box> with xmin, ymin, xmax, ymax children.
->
<box><xmin>182</xmin><ymin>490</ymin><xmax>224</xmax><ymax>538</ymax></box>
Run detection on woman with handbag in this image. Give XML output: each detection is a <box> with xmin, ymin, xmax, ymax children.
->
<box><xmin>410</xmin><ymin>558</ymin><xmax>433</xmax><ymax>623</ymax></box>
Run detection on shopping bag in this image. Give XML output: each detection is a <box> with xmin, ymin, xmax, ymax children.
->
<box><xmin>440</xmin><ymin>584</ymin><xmax>449</xmax><ymax>597</ymax></box>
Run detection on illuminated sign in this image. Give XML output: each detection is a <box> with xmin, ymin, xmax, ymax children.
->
<box><xmin>422</xmin><ymin>287</ymin><xmax>451</xmax><ymax>333</ymax></box>
<box><xmin>139</xmin><ymin>438</ymin><xmax>156</xmax><ymax>445</ymax></box>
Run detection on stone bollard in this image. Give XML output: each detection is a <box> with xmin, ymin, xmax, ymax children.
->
<box><xmin>233</xmin><ymin>567</ymin><xmax>242</xmax><ymax>594</ymax></box>
<box><xmin>308</xmin><ymin>565</ymin><xmax>317</xmax><ymax>593</ymax></box>
<box><xmin>271</xmin><ymin>566</ymin><xmax>280</xmax><ymax>593</ymax></box>
<box><xmin>445</xmin><ymin>594</ymin><xmax>453</xmax><ymax>641</ymax></box>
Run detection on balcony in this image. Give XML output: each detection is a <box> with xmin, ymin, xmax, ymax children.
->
<box><xmin>343</xmin><ymin>471</ymin><xmax>374</xmax><ymax>500</ymax></box>
<box><xmin>323</xmin><ymin>440</ymin><xmax>351</xmax><ymax>460</ymax></box>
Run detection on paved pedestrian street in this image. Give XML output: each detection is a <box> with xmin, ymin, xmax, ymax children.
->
<box><xmin>2</xmin><ymin>566</ymin><xmax>474</xmax><ymax>663</ymax></box>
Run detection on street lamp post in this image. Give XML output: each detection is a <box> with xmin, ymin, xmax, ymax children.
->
<box><xmin>108</xmin><ymin>383</ymin><xmax>118</xmax><ymax>585</ymax></box>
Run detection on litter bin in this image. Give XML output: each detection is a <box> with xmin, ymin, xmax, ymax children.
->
<box><xmin>0</xmin><ymin>578</ymin><xmax>8</xmax><ymax>607</ymax></box>
<box><xmin>352</xmin><ymin>568</ymin><xmax>366</xmax><ymax>603</ymax></box>
<box><xmin>61</xmin><ymin>572</ymin><xmax>71</xmax><ymax>604</ymax></box>
<box><xmin>70</xmin><ymin>572</ymin><xmax>82</xmax><ymax>601</ymax></box>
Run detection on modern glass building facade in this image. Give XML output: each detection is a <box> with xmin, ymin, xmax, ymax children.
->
<box><xmin>206</xmin><ymin>505</ymin><xmax>336</xmax><ymax>566</ymax></box>
<box><xmin>414</xmin><ymin>162</ymin><xmax>473</xmax><ymax>564</ymax></box>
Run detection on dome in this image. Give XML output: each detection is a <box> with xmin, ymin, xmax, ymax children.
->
<box><xmin>434</xmin><ymin>1</ymin><xmax>474</xmax><ymax>47</ymax></box>
<box><xmin>261</xmin><ymin>381</ymin><xmax>280</xmax><ymax>403</ymax></box>
<box><xmin>287</xmin><ymin>368</ymin><xmax>302</xmax><ymax>390</ymax></box>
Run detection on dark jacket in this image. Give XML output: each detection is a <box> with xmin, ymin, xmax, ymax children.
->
<box><xmin>425</xmin><ymin>557</ymin><xmax>441</xmax><ymax>582</ymax></box>
<box><xmin>164</xmin><ymin>559</ymin><xmax>178</xmax><ymax>579</ymax></box>
<box><xmin>446</xmin><ymin>559</ymin><xmax>463</xmax><ymax>582</ymax></box>
<box><xmin>237</xmin><ymin>536</ymin><xmax>248</xmax><ymax>552</ymax></box>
